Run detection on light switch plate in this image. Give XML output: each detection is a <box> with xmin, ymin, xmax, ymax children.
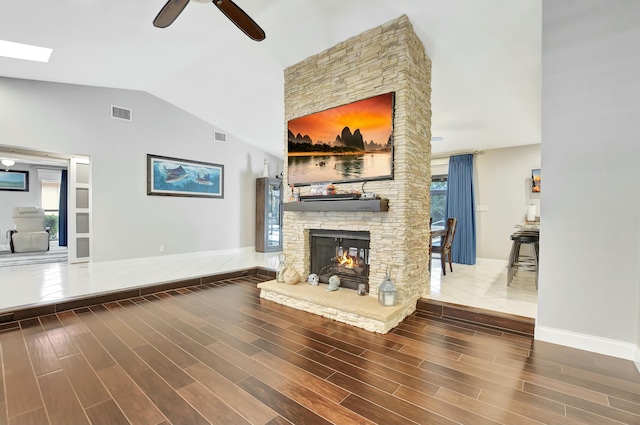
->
<box><xmin>476</xmin><ymin>205</ymin><xmax>489</xmax><ymax>212</ymax></box>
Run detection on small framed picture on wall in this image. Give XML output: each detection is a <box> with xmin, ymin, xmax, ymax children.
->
<box><xmin>532</xmin><ymin>169</ymin><xmax>541</xmax><ymax>193</ymax></box>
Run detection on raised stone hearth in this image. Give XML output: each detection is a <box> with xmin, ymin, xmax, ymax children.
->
<box><xmin>258</xmin><ymin>280</ymin><xmax>413</xmax><ymax>333</ymax></box>
<box><xmin>269</xmin><ymin>15</ymin><xmax>432</xmax><ymax>334</ymax></box>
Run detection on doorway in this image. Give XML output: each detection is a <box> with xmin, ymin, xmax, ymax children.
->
<box><xmin>0</xmin><ymin>146</ymin><xmax>89</xmax><ymax>267</ymax></box>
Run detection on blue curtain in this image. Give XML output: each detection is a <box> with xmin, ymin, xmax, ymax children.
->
<box><xmin>445</xmin><ymin>154</ymin><xmax>476</xmax><ymax>264</ymax></box>
<box><xmin>58</xmin><ymin>169</ymin><xmax>68</xmax><ymax>247</ymax></box>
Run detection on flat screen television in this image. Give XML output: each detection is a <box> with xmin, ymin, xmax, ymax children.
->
<box><xmin>287</xmin><ymin>92</ymin><xmax>394</xmax><ymax>186</ymax></box>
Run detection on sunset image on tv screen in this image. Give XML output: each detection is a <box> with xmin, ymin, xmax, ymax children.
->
<box><xmin>287</xmin><ymin>92</ymin><xmax>394</xmax><ymax>186</ymax></box>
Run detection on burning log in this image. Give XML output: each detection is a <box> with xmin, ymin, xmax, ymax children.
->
<box><xmin>329</xmin><ymin>252</ymin><xmax>365</xmax><ymax>276</ymax></box>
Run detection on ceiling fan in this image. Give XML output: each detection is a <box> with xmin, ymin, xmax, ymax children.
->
<box><xmin>153</xmin><ymin>0</ymin><xmax>265</xmax><ymax>41</ymax></box>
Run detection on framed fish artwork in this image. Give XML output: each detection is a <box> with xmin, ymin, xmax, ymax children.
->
<box><xmin>147</xmin><ymin>154</ymin><xmax>224</xmax><ymax>198</ymax></box>
<box><xmin>0</xmin><ymin>170</ymin><xmax>29</xmax><ymax>192</ymax></box>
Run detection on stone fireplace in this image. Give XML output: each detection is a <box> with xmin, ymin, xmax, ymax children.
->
<box><xmin>258</xmin><ymin>15</ymin><xmax>432</xmax><ymax>333</ymax></box>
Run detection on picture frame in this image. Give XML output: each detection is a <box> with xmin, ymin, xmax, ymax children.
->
<box><xmin>287</xmin><ymin>92</ymin><xmax>394</xmax><ymax>186</ymax></box>
<box><xmin>532</xmin><ymin>168</ymin><xmax>541</xmax><ymax>193</ymax></box>
<box><xmin>0</xmin><ymin>170</ymin><xmax>29</xmax><ymax>192</ymax></box>
<box><xmin>147</xmin><ymin>154</ymin><xmax>224</xmax><ymax>198</ymax></box>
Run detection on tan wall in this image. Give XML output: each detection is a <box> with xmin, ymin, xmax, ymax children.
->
<box><xmin>282</xmin><ymin>15</ymin><xmax>432</xmax><ymax>305</ymax></box>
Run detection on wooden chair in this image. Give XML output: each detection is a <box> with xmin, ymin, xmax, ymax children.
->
<box><xmin>432</xmin><ymin>217</ymin><xmax>457</xmax><ymax>275</ymax></box>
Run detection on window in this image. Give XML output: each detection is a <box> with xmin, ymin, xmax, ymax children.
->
<box><xmin>41</xmin><ymin>180</ymin><xmax>60</xmax><ymax>240</ymax></box>
<box><xmin>430</xmin><ymin>174</ymin><xmax>447</xmax><ymax>230</ymax></box>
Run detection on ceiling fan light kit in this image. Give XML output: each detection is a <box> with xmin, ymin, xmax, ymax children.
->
<box><xmin>153</xmin><ymin>0</ymin><xmax>265</xmax><ymax>41</ymax></box>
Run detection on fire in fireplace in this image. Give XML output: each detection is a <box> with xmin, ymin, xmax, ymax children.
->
<box><xmin>309</xmin><ymin>230</ymin><xmax>370</xmax><ymax>292</ymax></box>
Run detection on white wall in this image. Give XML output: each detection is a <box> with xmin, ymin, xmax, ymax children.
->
<box><xmin>0</xmin><ymin>77</ymin><xmax>283</xmax><ymax>262</ymax></box>
<box><xmin>537</xmin><ymin>0</ymin><xmax>640</xmax><ymax>359</ymax></box>
<box><xmin>0</xmin><ymin>163</ymin><xmax>41</xmax><ymax>248</ymax></box>
<box><xmin>475</xmin><ymin>144</ymin><xmax>541</xmax><ymax>260</ymax></box>
<box><xmin>637</xmin><ymin>224</ymin><xmax>640</xmax><ymax>367</ymax></box>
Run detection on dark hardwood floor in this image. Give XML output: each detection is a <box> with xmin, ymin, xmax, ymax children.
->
<box><xmin>1</xmin><ymin>274</ymin><xmax>639</xmax><ymax>425</ymax></box>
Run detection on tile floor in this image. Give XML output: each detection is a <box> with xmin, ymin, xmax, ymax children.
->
<box><xmin>429</xmin><ymin>258</ymin><xmax>538</xmax><ymax>318</ymax></box>
<box><xmin>0</xmin><ymin>248</ymin><xmax>281</xmax><ymax>313</ymax></box>
<box><xmin>0</xmin><ymin>249</ymin><xmax>537</xmax><ymax>319</ymax></box>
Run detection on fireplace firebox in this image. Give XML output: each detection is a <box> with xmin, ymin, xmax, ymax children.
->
<box><xmin>309</xmin><ymin>230</ymin><xmax>370</xmax><ymax>292</ymax></box>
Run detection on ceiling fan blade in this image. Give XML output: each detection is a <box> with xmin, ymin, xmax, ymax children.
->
<box><xmin>153</xmin><ymin>0</ymin><xmax>191</xmax><ymax>28</ymax></box>
<box><xmin>212</xmin><ymin>0</ymin><xmax>266</xmax><ymax>41</ymax></box>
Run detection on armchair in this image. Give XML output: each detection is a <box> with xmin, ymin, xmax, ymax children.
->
<box><xmin>9</xmin><ymin>206</ymin><xmax>50</xmax><ymax>253</ymax></box>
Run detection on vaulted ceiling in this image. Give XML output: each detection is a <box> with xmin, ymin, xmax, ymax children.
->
<box><xmin>1</xmin><ymin>0</ymin><xmax>541</xmax><ymax>158</ymax></box>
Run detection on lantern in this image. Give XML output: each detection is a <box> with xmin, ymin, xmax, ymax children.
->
<box><xmin>378</xmin><ymin>267</ymin><xmax>397</xmax><ymax>306</ymax></box>
<box><xmin>276</xmin><ymin>253</ymin><xmax>287</xmax><ymax>283</ymax></box>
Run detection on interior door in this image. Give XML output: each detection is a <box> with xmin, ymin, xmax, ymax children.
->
<box><xmin>67</xmin><ymin>157</ymin><xmax>91</xmax><ymax>263</ymax></box>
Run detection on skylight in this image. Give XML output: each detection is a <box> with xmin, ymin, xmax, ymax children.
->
<box><xmin>0</xmin><ymin>40</ymin><xmax>52</xmax><ymax>63</ymax></box>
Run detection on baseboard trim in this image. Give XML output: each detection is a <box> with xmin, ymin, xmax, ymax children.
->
<box><xmin>417</xmin><ymin>298</ymin><xmax>535</xmax><ymax>336</ymax></box>
<box><xmin>634</xmin><ymin>345</ymin><xmax>640</xmax><ymax>374</ymax></box>
<box><xmin>535</xmin><ymin>325</ymin><xmax>638</xmax><ymax>361</ymax></box>
<box><xmin>475</xmin><ymin>257</ymin><xmax>508</xmax><ymax>267</ymax></box>
<box><xmin>104</xmin><ymin>246</ymin><xmax>258</xmax><ymax>265</ymax></box>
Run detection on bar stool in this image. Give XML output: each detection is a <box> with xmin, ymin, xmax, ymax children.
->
<box><xmin>507</xmin><ymin>231</ymin><xmax>539</xmax><ymax>289</ymax></box>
